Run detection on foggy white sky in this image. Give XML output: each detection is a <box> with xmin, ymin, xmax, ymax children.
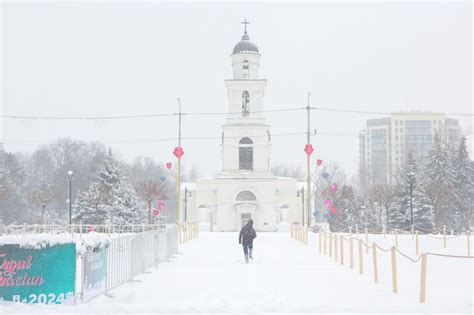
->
<box><xmin>1</xmin><ymin>1</ymin><xmax>472</xmax><ymax>178</ymax></box>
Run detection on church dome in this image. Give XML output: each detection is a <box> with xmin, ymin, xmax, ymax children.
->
<box><xmin>232</xmin><ymin>33</ymin><xmax>259</xmax><ymax>55</ymax></box>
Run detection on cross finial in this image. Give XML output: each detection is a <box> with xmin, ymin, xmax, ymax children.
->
<box><xmin>242</xmin><ymin>18</ymin><xmax>250</xmax><ymax>35</ymax></box>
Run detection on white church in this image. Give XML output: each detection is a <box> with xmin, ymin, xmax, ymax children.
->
<box><xmin>181</xmin><ymin>22</ymin><xmax>301</xmax><ymax>232</ymax></box>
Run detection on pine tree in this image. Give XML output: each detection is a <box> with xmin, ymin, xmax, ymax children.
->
<box><xmin>452</xmin><ymin>137</ymin><xmax>474</xmax><ymax>230</ymax></box>
<box><xmin>109</xmin><ymin>182</ymin><xmax>144</xmax><ymax>225</ymax></box>
<box><xmin>422</xmin><ymin>133</ymin><xmax>456</xmax><ymax>229</ymax></box>
<box><xmin>73</xmin><ymin>184</ymin><xmax>108</xmax><ymax>224</ymax></box>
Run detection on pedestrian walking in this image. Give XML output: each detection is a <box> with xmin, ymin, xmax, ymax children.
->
<box><xmin>238</xmin><ymin>219</ymin><xmax>257</xmax><ymax>263</ymax></box>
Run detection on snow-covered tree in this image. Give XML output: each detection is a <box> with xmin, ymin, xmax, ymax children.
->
<box><xmin>73</xmin><ymin>149</ymin><xmax>145</xmax><ymax>225</ymax></box>
<box><xmin>452</xmin><ymin>137</ymin><xmax>474</xmax><ymax>230</ymax></box>
<box><xmin>422</xmin><ymin>133</ymin><xmax>456</xmax><ymax>229</ymax></box>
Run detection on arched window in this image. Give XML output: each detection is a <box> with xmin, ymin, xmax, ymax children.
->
<box><xmin>239</xmin><ymin>137</ymin><xmax>253</xmax><ymax>170</ymax></box>
<box><xmin>236</xmin><ymin>191</ymin><xmax>257</xmax><ymax>201</ymax></box>
<box><xmin>243</xmin><ymin>60</ymin><xmax>249</xmax><ymax>78</ymax></box>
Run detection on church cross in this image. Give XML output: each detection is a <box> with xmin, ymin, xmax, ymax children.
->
<box><xmin>242</xmin><ymin>19</ymin><xmax>250</xmax><ymax>34</ymax></box>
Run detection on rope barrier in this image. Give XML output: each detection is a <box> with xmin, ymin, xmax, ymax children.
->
<box><xmin>425</xmin><ymin>252</ymin><xmax>474</xmax><ymax>259</ymax></box>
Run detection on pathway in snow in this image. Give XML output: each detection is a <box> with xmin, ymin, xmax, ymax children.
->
<box><xmin>4</xmin><ymin>232</ymin><xmax>471</xmax><ymax>314</ymax></box>
<box><xmin>85</xmin><ymin>232</ymin><xmax>445</xmax><ymax>313</ymax></box>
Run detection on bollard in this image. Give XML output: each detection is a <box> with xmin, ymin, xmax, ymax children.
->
<box><xmin>395</xmin><ymin>229</ymin><xmax>399</xmax><ymax>247</ymax></box>
<box><xmin>365</xmin><ymin>228</ymin><xmax>369</xmax><ymax>254</ymax></box>
<box><xmin>383</xmin><ymin>225</ymin><xmax>386</xmax><ymax>239</ymax></box>
<box><xmin>419</xmin><ymin>254</ymin><xmax>427</xmax><ymax>303</ymax></box>
<box><xmin>411</xmin><ymin>225</ymin><xmax>414</xmax><ymax>240</ymax></box>
<box><xmin>443</xmin><ymin>225</ymin><xmax>446</xmax><ymax>248</ymax></box>
<box><xmin>358</xmin><ymin>239</ymin><xmax>363</xmax><ymax>274</ymax></box>
<box><xmin>334</xmin><ymin>234</ymin><xmax>338</xmax><ymax>262</ymax></box>
<box><xmin>350</xmin><ymin>237</ymin><xmax>354</xmax><ymax>269</ymax></box>
<box><xmin>329</xmin><ymin>233</ymin><xmax>333</xmax><ymax>257</ymax></box>
<box><xmin>372</xmin><ymin>244</ymin><xmax>378</xmax><ymax>283</ymax></box>
<box><xmin>391</xmin><ymin>247</ymin><xmax>398</xmax><ymax>294</ymax></box>
<box><xmin>467</xmin><ymin>231</ymin><xmax>471</xmax><ymax>256</ymax></box>
<box><xmin>340</xmin><ymin>235</ymin><xmax>344</xmax><ymax>265</ymax></box>
<box><xmin>415</xmin><ymin>230</ymin><xmax>419</xmax><ymax>255</ymax></box>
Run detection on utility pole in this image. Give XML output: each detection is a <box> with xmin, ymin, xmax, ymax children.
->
<box><xmin>176</xmin><ymin>98</ymin><xmax>183</xmax><ymax>226</ymax></box>
<box><xmin>306</xmin><ymin>93</ymin><xmax>312</xmax><ymax>229</ymax></box>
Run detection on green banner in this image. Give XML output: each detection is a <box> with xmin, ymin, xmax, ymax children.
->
<box><xmin>0</xmin><ymin>243</ymin><xmax>76</xmax><ymax>304</ymax></box>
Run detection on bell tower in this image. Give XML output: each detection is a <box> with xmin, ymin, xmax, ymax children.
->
<box><xmin>221</xmin><ymin>20</ymin><xmax>272</xmax><ymax>176</ymax></box>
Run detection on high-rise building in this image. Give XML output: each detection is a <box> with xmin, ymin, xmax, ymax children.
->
<box><xmin>359</xmin><ymin>112</ymin><xmax>461</xmax><ymax>185</ymax></box>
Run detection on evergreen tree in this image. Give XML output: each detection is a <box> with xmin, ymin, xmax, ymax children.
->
<box><xmin>73</xmin><ymin>149</ymin><xmax>144</xmax><ymax>225</ymax></box>
<box><xmin>452</xmin><ymin>137</ymin><xmax>474</xmax><ymax>230</ymax></box>
<box><xmin>73</xmin><ymin>184</ymin><xmax>108</xmax><ymax>224</ymax></box>
<box><xmin>422</xmin><ymin>133</ymin><xmax>456</xmax><ymax>229</ymax></box>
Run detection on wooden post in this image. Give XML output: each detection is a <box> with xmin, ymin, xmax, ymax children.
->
<box><xmin>323</xmin><ymin>232</ymin><xmax>327</xmax><ymax>255</ymax></box>
<box><xmin>358</xmin><ymin>239</ymin><xmax>363</xmax><ymax>274</ymax></box>
<box><xmin>467</xmin><ymin>231</ymin><xmax>471</xmax><ymax>256</ymax></box>
<box><xmin>372</xmin><ymin>244</ymin><xmax>378</xmax><ymax>283</ymax></box>
<box><xmin>334</xmin><ymin>234</ymin><xmax>338</xmax><ymax>262</ymax></box>
<box><xmin>329</xmin><ymin>233</ymin><xmax>333</xmax><ymax>257</ymax></box>
<box><xmin>443</xmin><ymin>225</ymin><xmax>446</xmax><ymax>248</ymax></box>
<box><xmin>350</xmin><ymin>237</ymin><xmax>354</xmax><ymax>269</ymax></box>
<box><xmin>419</xmin><ymin>254</ymin><xmax>427</xmax><ymax>303</ymax></box>
<box><xmin>415</xmin><ymin>230</ymin><xmax>419</xmax><ymax>255</ymax></box>
<box><xmin>340</xmin><ymin>235</ymin><xmax>344</xmax><ymax>265</ymax></box>
<box><xmin>395</xmin><ymin>229</ymin><xmax>399</xmax><ymax>247</ymax></box>
<box><xmin>318</xmin><ymin>232</ymin><xmax>322</xmax><ymax>253</ymax></box>
<box><xmin>365</xmin><ymin>228</ymin><xmax>369</xmax><ymax>254</ymax></box>
<box><xmin>391</xmin><ymin>247</ymin><xmax>398</xmax><ymax>294</ymax></box>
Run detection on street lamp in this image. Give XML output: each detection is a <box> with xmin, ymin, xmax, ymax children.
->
<box><xmin>67</xmin><ymin>170</ymin><xmax>74</xmax><ymax>225</ymax></box>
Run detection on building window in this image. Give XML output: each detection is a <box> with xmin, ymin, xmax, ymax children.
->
<box><xmin>243</xmin><ymin>60</ymin><xmax>249</xmax><ymax>78</ymax></box>
<box><xmin>395</xmin><ymin>120</ymin><xmax>398</xmax><ymax>125</ymax></box>
<box><xmin>236</xmin><ymin>191</ymin><xmax>257</xmax><ymax>201</ymax></box>
<box><xmin>239</xmin><ymin>137</ymin><xmax>253</xmax><ymax>170</ymax></box>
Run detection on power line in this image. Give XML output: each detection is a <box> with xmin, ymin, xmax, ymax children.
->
<box><xmin>2</xmin><ymin>131</ymin><xmax>363</xmax><ymax>146</ymax></box>
<box><xmin>2</xmin><ymin>105</ymin><xmax>472</xmax><ymax>120</ymax></box>
<box><xmin>0</xmin><ymin>107</ymin><xmax>305</xmax><ymax>120</ymax></box>
<box><xmin>311</xmin><ymin>107</ymin><xmax>473</xmax><ymax>117</ymax></box>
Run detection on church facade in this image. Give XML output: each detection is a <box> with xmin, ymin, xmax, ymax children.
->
<box><xmin>182</xmin><ymin>24</ymin><xmax>298</xmax><ymax>232</ymax></box>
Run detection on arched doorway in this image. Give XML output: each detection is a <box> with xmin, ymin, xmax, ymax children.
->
<box><xmin>235</xmin><ymin>190</ymin><xmax>257</xmax><ymax>229</ymax></box>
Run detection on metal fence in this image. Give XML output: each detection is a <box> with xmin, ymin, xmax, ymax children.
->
<box><xmin>92</xmin><ymin>225</ymin><xmax>178</xmax><ymax>296</ymax></box>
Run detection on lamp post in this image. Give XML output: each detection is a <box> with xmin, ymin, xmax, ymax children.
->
<box><xmin>67</xmin><ymin>170</ymin><xmax>74</xmax><ymax>225</ymax></box>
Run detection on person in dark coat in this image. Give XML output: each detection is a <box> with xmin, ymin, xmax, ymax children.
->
<box><xmin>238</xmin><ymin>219</ymin><xmax>257</xmax><ymax>263</ymax></box>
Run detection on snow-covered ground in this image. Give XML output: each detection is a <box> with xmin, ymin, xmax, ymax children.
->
<box><xmin>2</xmin><ymin>231</ymin><xmax>472</xmax><ymax>314</ymax></box>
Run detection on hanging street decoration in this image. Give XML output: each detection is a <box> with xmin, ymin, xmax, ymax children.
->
<box><xmin>173</xmin><ymin>146</ymin><xmax>184</xmax><ymax>159</ymax></box>
<box><xmin>159</xmin><ymin>176</ymin><xmax>167</xmax><ymax>182</ymax></box>
<box><xmin>330</xmin><ymin>183</ymin><xmax>339</xmax><ymax>193</ymax></box>
<box><xmin>322</xmin><ymin>172</ymin><xmax>330</xmax><ymax>179</ymax></box>
<box><xmin>304</xmin><ymin>144</ymin><xmax>314</xmax><ymax>156</ymax></box>
<box><xmin>330</xmin><ymin>206</ymin><xmax>338</xmax><ymax>214</ymax></box>
<box><xmin>316</xmin><ymin>159</ymin><xmax>323</xmax><ymax>166</ymax></box>
<box><xmin>166</xmin><ymin>162</ymin><xmax>172</xmax><ymax>169</ymax></box>
<box><xmin>156</xmin><ymin>200</ymin><xmax>166</xmax><ymax>210</ymax></box>
<box><xmin>152</xmin><ymin>209</ymin><xmax>160</xmax><ymax>216</ymax></box>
